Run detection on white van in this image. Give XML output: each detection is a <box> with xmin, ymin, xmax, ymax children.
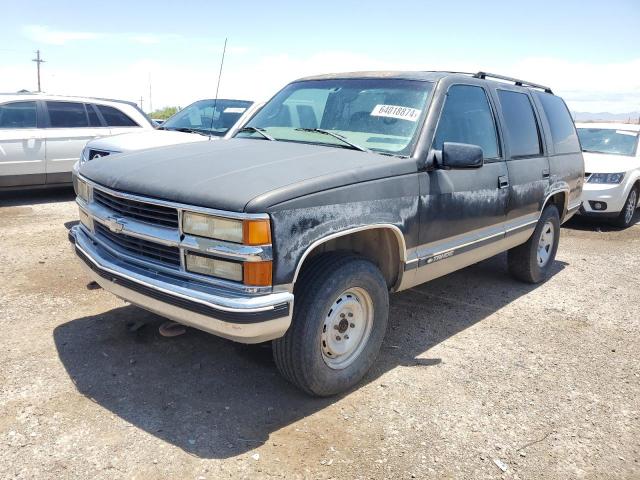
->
<box><xmin>0</xmin><ymin>93</ymin><xmax>153</xmax><ymax>189</ymax></box>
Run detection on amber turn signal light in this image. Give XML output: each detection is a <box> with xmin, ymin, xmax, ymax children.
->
<box><xmin>243</xmin><ymin>219</ymin><xmax>271</xmax><ymax>245</ymax></box>
<box><xmin>243</xmin><ymin>261</ymin><xmax>273</xmax><ymax>286</ymax></box>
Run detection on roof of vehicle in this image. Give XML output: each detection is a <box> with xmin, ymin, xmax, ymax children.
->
<box><xmin>575</xmin><ymin>122</ymin><xmax>640</xmax><ymax>132</ymax></box>
<box><xmin>0</xmin><ymin>92</ymin><xmax>140</xmax><ymax>108</ymax></box>
<box><xmin>295</xmin><ymin>70</ymin><xmax>555</xmax><ymax>93</ymax></box>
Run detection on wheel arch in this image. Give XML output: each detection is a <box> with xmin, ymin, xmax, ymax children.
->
<box><xmin>292</xmin><ymin>225</ymin><xmax>407</xmax><ymax>291</ymax></box>
<box><xmin>542</xmin><ymin>188</ymin><xmax>569</xmax><ymax>221</ymax></box>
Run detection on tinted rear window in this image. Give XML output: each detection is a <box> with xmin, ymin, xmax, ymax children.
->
<box><xmin>47</xmin><ymin>101</ymin><xmax>88</xmax><ymax>128</ymax></box>
<box><xmin>497</xmin><ymin>90</ymin><xmax>541</xmax><ymax>157</ymax></box>
<box><xmin>0</xmin><ymin>101</ymin><xmax>37</xmax><ymax>128</ymax></box>
<box><xmin>96</xmin><ymin>105</ymin><xmax>138</xmax><ymax>127</ymax></box>
<box><xmin>535</xmin><ymin>92</ymin><xmax>580</xmax><ymax>154</ymax></box>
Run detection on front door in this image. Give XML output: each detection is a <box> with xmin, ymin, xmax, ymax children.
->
<box><xmin>412</xmin><ymin>83</ymin><xmax>509</xmax><ymax>285</ymax></box>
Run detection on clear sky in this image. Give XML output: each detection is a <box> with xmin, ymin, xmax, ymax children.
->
<box><xmin>1</xmin><ymin>0</ymin><xmax>638</xmax><ymax>113</ymax></box>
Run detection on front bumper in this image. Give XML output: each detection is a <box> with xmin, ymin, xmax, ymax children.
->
<box><xmin>69</xmin><ymin>225</ymin><xmax>293</xmax><ymax>343</ymax></box>
<box><xmin>578</xmin><ymin>182</ymin><xmax>628</xmax><ymax>215</ymax></box>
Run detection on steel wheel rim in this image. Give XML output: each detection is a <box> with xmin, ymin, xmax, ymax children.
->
<box><xmin>537</xmin><ymin>221</ymin><xmax>555</xmax><ymax>267</ymax></box>
<box><xmin>321</xmin><ymin>287</ymin><xmax>374</xmax><ymax>370</ymax></box>
<box><xmin>624</xmin><ymin>190</ymin><xmax>637</xmax><ymax>225</ymax></box>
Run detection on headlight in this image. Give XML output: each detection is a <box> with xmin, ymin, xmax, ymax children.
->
<box><xmin>185</xmin><ymin>252</ymin><xmax>243</xmax><ymax>281</ymax></box>
<box><xmin>183</xmin><ymin>212</ymin><xmax>244</xmax><ymax>243</ymax></box>
<box><xmin>80</xmin><ymin>147</ymin><xmax>89</xmax><ymax>164</ymax></box>
<box><xmin>76</xmin><ymin>179</ymin><xmax>90</xmax><ymax>202</ymax></box>
<box><xmin>588</xmin><ymin>172</ymin><xmax>625</xmax><ymax>184</ymax></box>
<box><xmin>182</xmin><ymin>212</ymin><xmax>271</xmax><ymax>245</ymax></box>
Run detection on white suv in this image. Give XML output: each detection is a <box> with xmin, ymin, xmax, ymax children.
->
<box><xmin>0</xmin><ymin>93</ymin><xmax>152</xmax><ymax>189</ymax></box>
<box><xmin>576</xmin><ymin>123</ymin><xmax>640</xmax><ymax>228</ymax></box>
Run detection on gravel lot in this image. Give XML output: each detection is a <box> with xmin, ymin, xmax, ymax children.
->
<box><xmin>1</xmin><ymin>188</ymin><xmax>639</xmax><ymax>480</ymax></box>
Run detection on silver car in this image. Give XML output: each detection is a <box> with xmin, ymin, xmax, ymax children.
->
<box><xmin>0</xmin><ymin>93</ymin><xmax>153</xmax><ymax>189</ymax></box>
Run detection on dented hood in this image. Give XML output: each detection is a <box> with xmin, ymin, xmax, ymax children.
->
<box><xmin>79</xmin><ymin>138</ymin><xmax>417</xmax><ymax>212</ymax></box>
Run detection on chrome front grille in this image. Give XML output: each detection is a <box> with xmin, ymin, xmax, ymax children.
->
<box><xmin>93</xmin><ymin>189</ymin><xmax>179</xmax><ymax>228</ymax></box>
<box><xmin>95</xmin><ymin>222</ymin><xmax>181</xmax><ymax>267</ymax></box>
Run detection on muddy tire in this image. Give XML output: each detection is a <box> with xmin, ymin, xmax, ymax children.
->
<box><xmin>273</xmin><ymin>252</ymin><xmax>389</xmax><ymax>397</ymax></box>
<box><xmin>508</xmin><ymin>205</ymin><xmax>560</xmax><ymax>284</ymax></box>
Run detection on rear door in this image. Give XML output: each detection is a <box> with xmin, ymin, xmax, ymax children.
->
<box><xmin>43</xmin><ymin>101</ymin><xmax>108</xmax><ymax>184</ymax></box>
<box><xmin>413</xmin><ymin>83</ymin><xmax>509</xmax><ymax>284</ymax></box>
<box><xmin>491</xmin><ymin>87</ymin><xmax>550</xmax><ymax>241</ymax></box>
<box><xmin>0</xmin><ymin>100</ymin><xmax>45</xmax><ymax>187</ymax></box>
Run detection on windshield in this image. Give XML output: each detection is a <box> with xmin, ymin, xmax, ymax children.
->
<box><xmin>162</xmin><ymin>99</ymin><xmax>253</xmax><ymax>136</ymax></box>
<box><xmin>236</xmin><ymin>78</ymin><xmax>433</xmax><ymax>156</ymax></box>
<box><xmin>577</xmin><ymin>128</ymin><xmax>639</xmax><ymax>156</ymax></box>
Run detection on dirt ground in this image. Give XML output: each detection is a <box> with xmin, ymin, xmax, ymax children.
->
<box><xmin>0</xmin><ymin>188</ymin><xmax>639</xmax><ymax>480</ymax></box>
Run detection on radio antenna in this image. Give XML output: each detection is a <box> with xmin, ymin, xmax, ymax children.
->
<box><xmin>209</xmin><ymin>37</ymin><xmax>227</xmax><ymax>140</ymax></box>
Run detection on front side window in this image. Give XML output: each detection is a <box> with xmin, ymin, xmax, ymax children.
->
<box><xmin>237</xmin><ymin>78</ymin><xmax>433</xmax><ymax>155</ymax></box>
<box><xmin>96</xmin><ymin>105</ymin><xmax>139</xmax><ymax>127</ymax></box>
<box><xmin>87</xmin><ymin>105</ymin><xmax>102</xmax><ymax>126</ymax></box>
<box><xmin>577</xmin><ymin>128</ymin><xmax>638</xmax><ymax>157</ymax></box>
<box><xmin>162</xmin><ymin>99</ymin><xmax>253</xmax><ymax>136</ymax></box>
<box><xmin>0</xmin><ymin>101</ymin><xmax>37</xmax><ymax>129</ymax></box>
<box><xmin>433</xmin><ymin>85</ymin><xmax>499</xmax><ymax>158</ymax></box>
<box><xmin>535</xmin><ymin>92</ymin><xmax>580</xmax><ymax>155</ymax></box>
<box><xmin>497</xmin><ymin>90</ymin><xmax>542</xmax><ymax>158</ymax></box>
<box><xmin>47</xmin><ymin>101</ymin><xmax>88</xmax><ymax>128</ymax></box>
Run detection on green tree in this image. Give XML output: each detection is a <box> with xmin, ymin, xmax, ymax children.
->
<box><xmin>148</xmin><ymin>106</ymin><xmax>179</xmax><ymax>120</ymax></box>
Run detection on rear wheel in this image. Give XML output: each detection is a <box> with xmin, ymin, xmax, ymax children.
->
<box><xmin>612</xmin><ymin>186</ymin><xmax>638</xmax><ymax>228</ymax></box>
<box><xmin>273</xmin><ymin>252</ymin><xmax>389</xmax><ymax>396</ymax></box>
<box><xmin>508</xmin><ymin>205</ymin><xmax>560</xmax><ymax>283</ymax></box>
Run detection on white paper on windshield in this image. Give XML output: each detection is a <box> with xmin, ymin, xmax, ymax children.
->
<box><xmin>615</xmin><ymin>130</ymin><xmax>638</xmax><ymax>136</ymax></box>
<box><xmin>224</xmin><ymin>107</ymin><xmax>247</xmax><ymax>113</ymax></box>
<box><xmin>370</xmin><ymin>104</ymin><xmax>422</xmax><ymax>122</ymax></box>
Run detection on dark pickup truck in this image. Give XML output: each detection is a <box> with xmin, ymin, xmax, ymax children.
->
<box><xmin>70</xmin><ymin>71</ymin><xmax>584</xmax><ymax>396</ymax></box>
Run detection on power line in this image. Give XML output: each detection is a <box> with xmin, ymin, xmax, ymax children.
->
<box><xmin>32</xmin><ymin>50</ymin><xmax>45</xmax><ymax>92</ymax></box>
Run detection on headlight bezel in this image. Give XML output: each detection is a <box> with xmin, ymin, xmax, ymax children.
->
<box><xmin>587</xmin><ymin>172</ymin><xmax>626</xmax><ymax>184</ymax></box>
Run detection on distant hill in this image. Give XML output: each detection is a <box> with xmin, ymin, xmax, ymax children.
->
<box><xmin>572</xmin><ymin>111</ymin><xmax>640</xmax><ymax>123</ymax></box>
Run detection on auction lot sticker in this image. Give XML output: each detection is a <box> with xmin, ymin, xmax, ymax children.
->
<box><xmin>371</xmin><ymin>104</ymin><xmax>422</xmax><ymax>121</ymax></box>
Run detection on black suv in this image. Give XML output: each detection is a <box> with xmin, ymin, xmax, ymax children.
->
<box><xmin>70</xmin><ymin>71</ymin><xmax>584</xmax><ymax>396</ymax></box>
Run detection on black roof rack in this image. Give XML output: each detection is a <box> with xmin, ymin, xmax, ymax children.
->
<box><xmin>473</xmin><ymin>72</ymin><xmax>553</xmax><ymax>94</ymax></box>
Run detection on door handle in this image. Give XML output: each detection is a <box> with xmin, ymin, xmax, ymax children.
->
<box><xmin>542</xmin><ymin>168</ymin><xmax>550</xmax><ymax>179</ymax></box>
<box><xmin>498</xmin><ymin>176</ymin><xmax>509</xmax><ymax>189</ymax></box>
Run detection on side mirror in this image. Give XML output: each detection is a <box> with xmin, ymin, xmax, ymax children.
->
<box><xmin>441</xmin><ymin>142</ymin><xmax>484</xmax><ymax>169</ymax></box>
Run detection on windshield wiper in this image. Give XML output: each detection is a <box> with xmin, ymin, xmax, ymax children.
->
<box><xmin>162</xmin><ymin>127</ymin><xmax>210</xmax><ymax>136</ymax></box>
<box><xmin>295</xmin><ymin>128</ymin><xmax>370</xmax><ymax>152</ymax></box>
<box><xmin>237</xmin><ymin>126</ymin><xmax>276</xmax><ymax>141</ymax></box>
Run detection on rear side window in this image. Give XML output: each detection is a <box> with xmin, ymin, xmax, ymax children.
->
<box><xmin>535</xmin><ymin>92</ymin><xmax>580</xmax><ymax>154</ymax></box>
<box><xmin>433</xmin><ymin>84</ymin><xmax>499</xmax><ymax>158</ymax></box>
<box><xmin>47</xmin><ymin>101</ymin><xmax>88</xmax><ymax>128</ymax></box>
<box><xmin>0</xmin><ymin>101</ymin><xmax>37</xmax><ymax>128</ymax></box>
<box><xmin>497</xmin><ymin>90</ymin><xmax>541</xmax><ymax>157</ymax></box>
<box><xmin>96</xmin><ymin>105</ymin><xmax>138</xmax><ymax>127</ymax></box>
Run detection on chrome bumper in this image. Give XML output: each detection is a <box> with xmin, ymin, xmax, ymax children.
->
<box><xmin>69</xmin><ymin>225</ymin><xmax>293</xmax><ymax>344</ymax></box>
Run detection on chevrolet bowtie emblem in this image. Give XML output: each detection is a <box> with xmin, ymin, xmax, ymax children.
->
<box><xmin>104</xmin><ymin>216</ymin><xmax>125</xmax><ymax>233</ymax></box>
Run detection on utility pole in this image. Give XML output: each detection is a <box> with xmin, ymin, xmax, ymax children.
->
<box><xmin>139</xmin><ymin>96</ymin><xmax>144</xmax><ymax>111</ymax></box>
<box><xmin>32</xmin><ymin>50</ymin><xmax>45</xmax><ymax>92</ymax></box>
<box><xmin>148</xmin><ymin>73</ymin><xmax>153</xmax><ymax>113</ymax></box>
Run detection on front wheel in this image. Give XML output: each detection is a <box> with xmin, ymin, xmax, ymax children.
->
<box><xmin>612</xmin><ymin>186</ymin><xmax>638</xmax><ymax>228</ymax></box>
<box><xmin>508</xmin><ymin>205</ymin><xmax>561</xmax><ymax>284</ymax></box>
<box><xmin>272</xmin><ymin>252</ymin><xmax>389</xmax><ymax>396</ymax></box>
